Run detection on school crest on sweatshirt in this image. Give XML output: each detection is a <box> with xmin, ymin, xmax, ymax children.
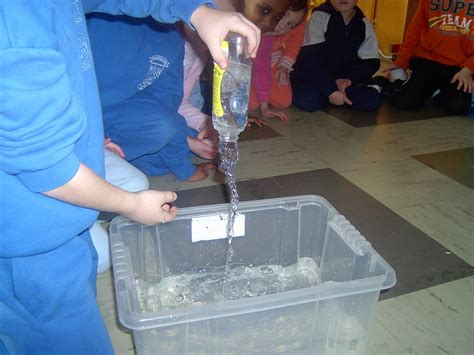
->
<box><xmin>137</xmin><ymin>55</ymin><xmax>170</xmax><ymax>90</ymax></box>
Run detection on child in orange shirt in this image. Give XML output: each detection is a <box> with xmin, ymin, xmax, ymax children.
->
<box><xmin>270</xmin><ymin>2</ymin><xmax>308</xmax><ymax>109</ymax></box>
<box><xmin>387</xmin><ymin>0</ymin><xmax>473</xmax><ymax>115</ymax></box>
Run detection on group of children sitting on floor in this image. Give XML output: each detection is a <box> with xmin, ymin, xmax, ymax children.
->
<box><xmin>87</xmin><ymin>0</ymin><xmax>473</xmax><ymax>273</ymax></box>
<box><xmin>90</xmin><ymin>0</ymin><xmax>474</xmax><ymax>183</ymax></box>
<box><xmin>1</xmin><ymin>1</ymin><xmax>472</xmax><ymax>353</ymax></box>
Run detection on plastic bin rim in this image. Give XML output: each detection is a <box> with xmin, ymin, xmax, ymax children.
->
<box><xmin>111</xmin><ymin>195</ymin><xmax>336</xmax><ymax>227</ymax></box>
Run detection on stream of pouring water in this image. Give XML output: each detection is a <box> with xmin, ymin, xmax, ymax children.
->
<box><xmin>217</xmin><ymin>140</ymin><xmax>240</xmax><ymax>272</ymax></box>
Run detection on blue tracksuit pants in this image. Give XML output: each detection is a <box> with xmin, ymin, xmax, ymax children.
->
<box><xmin>103</xmin><ymin>90</ymin><xmax>195</xmax><ymax>180</ymax></box>
<box><xmin>0</xmin><ymin>232</ymin><xmax>113</xmax><ymax>355</ymax></box>
<box><xmin>292</xmin><ymin>81</ymin><xmax>381</xmax><ymax>112</ymax></box>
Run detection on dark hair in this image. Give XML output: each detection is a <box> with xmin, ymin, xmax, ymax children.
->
<box><xmin>289</xmin><ymin>0</ymin><xmax>308</xmax><ymax>11</ymax></box>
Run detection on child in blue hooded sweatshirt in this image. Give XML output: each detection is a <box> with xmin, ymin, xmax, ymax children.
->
<box><xmin>291</xmin><ymin>0</ymin><xmax>381</xmax><ymax>112</ymax></box>
<box><xmin>87</xmin><ymin>14</ymin><xmax>216</xmax><ymax>182</ymax></box>
<box><xmin>0</xmin><ymin>1</ymin><xmax>260</xmax><ymax>353</ymax></box>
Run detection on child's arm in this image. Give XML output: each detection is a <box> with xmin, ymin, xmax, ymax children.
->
<box><xmin>252</xmin><ymin>37</ymin><xmax>289</xmax><ymax>121</ymax></box>
<box><xmin>1</xmin><ymin>50</ymin><xmax>178</xmax><ymax>226</ymax></box>
<box><xmin>44</xmin><ymin>163</ymin><xmax>179</xmax><ymax>225</ymax></box>
<box><xmin>393</xmin><ymin>0</ymin><xmax>426</xmax><ymax>70</ymax></box>
<box><xmin>275</xmin><ymin>20</ymin><xmax>306</xmax><ymax>83</ymax></box>
<box><xmin>252</xmin><ymin>36</ymin><xmax>273</xmax><ymax>108</ymax></box>
<box><xmin>179</xmin><ymin>41</ymin><xmax>210</xmax><ymax>132</ymax></box>
<box><xmin>295</xmin><ymin>10</ymin><xmax>337</xmax><ymax>97</ymax></box>
<box><xmin>341</xmin><ymin>18</ymin><xmax>380</xmax><ymax>83</ymax></box>
<box><xmin>83</xmin><ymin>1</ymin><xmax>261</xmax><ymax>68</ymax></box>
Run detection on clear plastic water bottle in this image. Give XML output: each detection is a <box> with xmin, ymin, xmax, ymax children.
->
<box><xmin>212</xmin><ymin>32</ymin><xmax>252</xmax><ymax>142</ymax></box>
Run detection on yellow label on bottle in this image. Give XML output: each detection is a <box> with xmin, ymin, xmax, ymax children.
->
<box><xmin>212</xmin><ymin>41</ymin><xmax>229</xmax><ymax>118</ymax></box>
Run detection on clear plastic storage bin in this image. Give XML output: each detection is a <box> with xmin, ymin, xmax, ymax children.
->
<box><xmin>109</xmin><ymin>195</ymin><xmax>396</xmax><ymax>355</ymax></box>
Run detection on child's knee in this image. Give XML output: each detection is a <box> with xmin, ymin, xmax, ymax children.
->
<box><xmin>391</xmin><ymin>93</ymin><xmax>424</xmax><ymax>111</ymax></box>
<box><xmin>437</xmin><ymin>94</ymin><xmax>472</xmax><ymax>115</ymax></box>
<box><xmin>293</xmin><ymin>94</ymin><xmax>323</xmax><ymax>112</ymax></box>
<box><xmin>357</xmin><ymin>90</ymin><xmax>382</xmax><ymax>112</ymax></box>
<box><xmin>271</xmin><ymin>95</ymin><xmax>292</xmax><ymax>109</ymax></box>
<box><xmin>133</xmin><ymin>169</ymin><xmax>150</xmax><ymax>191</ymax></box>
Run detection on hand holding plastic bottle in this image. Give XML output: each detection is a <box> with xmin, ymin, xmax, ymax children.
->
<box><xmin>190</xmin><ymin>5</ymin><xmax>261</xmax><ymax>69</ymax></box>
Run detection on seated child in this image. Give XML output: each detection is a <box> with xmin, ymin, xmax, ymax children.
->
<box><xmin>291</xmin><ymin>0</ymin><xmax>382</xmax><ymax>112</ymax></box>
<box><xmin>386</xmin><ymin>0</ymin><xmax>473</xmax><ymax>115</ymax></box>
<box><xmin>183</xmin><ymin>0</ymin><xmax>292</xmax><ymax>128</ymax></box>
<box><xmin>1</xmin><ymin>2</ymin><xmax>259</xmax><ymax>353</ymax></box>
<box><xmin>249</xmin><ymin>0</ymin><xmax>308</xmax><ymax>120</ymax></box>
<box><xmin>87</xmin><ymin>14</ymin><xmax>215</xmax><ymax>182</ymax></box>
<box><xmin>179</xmin><ymin>25</ymin><xmax>219</xmax><ymax>160</ymax></box>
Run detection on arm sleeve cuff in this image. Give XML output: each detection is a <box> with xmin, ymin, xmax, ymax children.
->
<box><xmin>17</xmin><ymin>152</ymin><xmax>80</xmax><ymax>193</ymax></box>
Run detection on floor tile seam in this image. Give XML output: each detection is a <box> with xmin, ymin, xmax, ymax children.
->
<box><xmin>353</xmin><ymin>191</ymin><xmax>473</xmax><ymax>215</ymax></box>
<box><xmin>395</xmin><ymin>200</ymin><xmax>474</xmax><ymax>223</ymax></box>
<box><xmin>273</xmin><ymin>130</ymin><xmax>472</xmax><ymax>163</ymax></box>
<box><xmin>334</xmin><ymin>122</ymin><xmax>474</xmax><ymax>148</ymax></box>
<box><xmin>392</xmin><ymin>223</ymin><xmax>474</xmax><ymax>262</ymax></box>
<box><xmin>329</xmin><ymin>156</ymin><xmax>419</xmax><ymax>173</ymax></box>
<box><xmin>411</xmin><ymin>145</ymin><xmax>474</xmax><ymax>157</ymax></box>
<box><xmin>313</xmin><ymin>170</ymin><xmax>474</xmax><ymax>264</ymax></box>
<box><xmin>335</xmin><ymin>159</ymin><xmax>474</xmax><ymax>194</ymax></box>
<box><xmin>403</xmin><ymin>156</ymin><xmax>474</xmax><ymax>192</ymax></box>
<box><xmin>347</xmin><ymin>139</ymin><xmax>474</xmax><ymax>159</ymax></box>
<box><xmin>213</xmin><ymin>166</ymin><xmax>469</xmax><ymax>213</ymax></box>
<box><xmin>378</xmin><ymin>275</ymin><xmax>474</xmax><ymax>303</ymax></box>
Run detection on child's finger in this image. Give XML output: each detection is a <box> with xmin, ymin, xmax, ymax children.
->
<box><xmin>232</xmin><ymin>14</ymin><xmax>261</xmax><ymax>57</ymax></box>
<box><xmin>226</xmin><ymin>13</ymin><xmax>261</xmax><ymax>58</ymax></box>
<box><xmin>210</xmin><ymin>46</ymin><xmax>228</xmax><ymax>69</ymax></box>
<box><xmin>162</xmin><ymin>191</ymin><xmax>178</xmax><ymax>204</ymax></box>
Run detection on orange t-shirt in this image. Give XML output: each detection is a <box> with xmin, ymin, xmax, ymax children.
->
<box><xmin>394</xmin><ymin>0</ymin><xmax>474</xmax><ymax>72</ymax></box>
<box><xmin>271</xmin><ymin>19</ymin><xmax>306</xmax><ymax>70</ymax></box>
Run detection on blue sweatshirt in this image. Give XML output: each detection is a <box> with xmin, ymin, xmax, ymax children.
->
<box><xmin>87</xmin><ymin>14</ymin><xmax>184</xmax><ymax>113</ymax></box>
<box><xmin>0</xmin><ymin>0</ymin><xmax>212</xmax><ymax>257</ymax></box>
<box><xmin>292</xmin><ymin>2</ymin><xmax>380</xmax><ymax>97</ymax></box>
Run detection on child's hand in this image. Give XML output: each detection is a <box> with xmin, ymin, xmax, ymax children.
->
<box><xmin>451</xmin><ymin>67</ymin><xmax>473</xmax><ymax>93</ymax></box>
<box><xmin>335</xmin><ymin>78</ymin><xmax>351</xmax><ymax>93</ymax></box>
<box><xmin>190</xmin><ymin>6</ymin><xmax>261</xmax><ymax>69</ymax></box>
<box><xmin>197</xmin><ymin>117</ymin><xmax>219</xmax><ymax>145</ymax></box>
<box><xmin>329</xmin><ymin>91</ymin><xmax>352</xmax><ymax>106</ymax></box>
<box><xmin>125</xmin><ymin>190</ymin><xmax>178</xmax><ymax>225</ymax></box>
<box><xmin>383</xmin><ymin>65</ymin><xmax>407</xmax><ymax>82</ymax></box>
<box><xmin>260</xmin><ymin>102</ymin><xmax>289</xmax><ymax>120</ymax></box>
<box><xmin>187</xmin><ymin>136</ymin><xmax>217</xmax><ymax>160</ymax></box>
<box><xmin>275</xmin><ymin>67</ymin><xmax>290</xmax><ymax>86</ymax></box>
<box><xmin>247</xmin><ymin>116</ymin><xmax>269</xmax><ymax>127</ymax></box>
<box><xmin>104</xmin><ymin>138</ymin><xmax>125</xmax><ymax>158</ymax></box>
<box><xmin>187</xmin><ymin>163</ymin><xmax>217</xmax><ymax>182</ymax></box>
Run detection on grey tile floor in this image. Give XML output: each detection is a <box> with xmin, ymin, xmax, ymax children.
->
<box><xmin>97</xmin><ymin>103</ymin><xmax>474</xmax><ymax>355</ymax></box>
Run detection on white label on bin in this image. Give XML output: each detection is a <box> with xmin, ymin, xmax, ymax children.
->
<box><xmin>191</xmin><ymin>214</ymin><xmax>245</xmax><ymax>242</ymax></box>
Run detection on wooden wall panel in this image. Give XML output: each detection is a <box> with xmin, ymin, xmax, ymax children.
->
<box><xmin>374</xmin><ymin>0</ymin><xmax>409</xmax><ymax>57</ymax></box>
